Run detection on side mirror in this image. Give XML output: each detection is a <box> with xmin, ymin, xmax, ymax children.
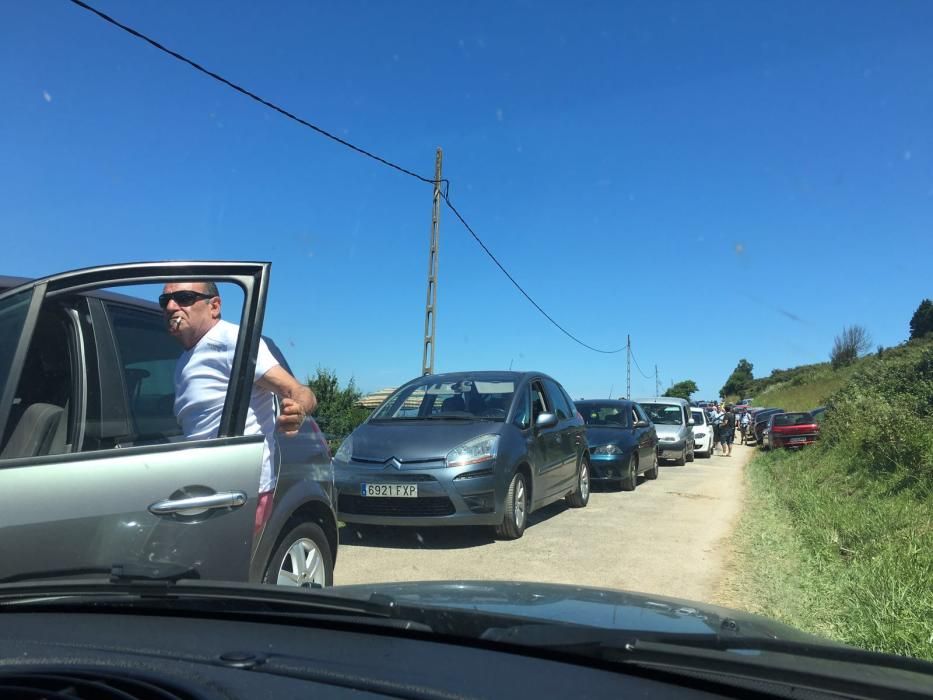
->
<box><xmin>688</xmin><ymin>419</ymin><xmax>696</xmax><ymax>426</ymax></box>
<box><xmin>633</xmin><ymin>420</ymin><xmax>649</xmax><ymax>429</ymax></box>
<box><xmin>535</xmin><ymin>412</ymin><xmax>559</xmax><ymax>430</ymax></box>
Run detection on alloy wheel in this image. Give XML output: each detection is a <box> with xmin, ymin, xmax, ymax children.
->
<box><xmin>277</xmin><ymin>537</ymin><xmax>326</xmax><ymax>588</ymax></box>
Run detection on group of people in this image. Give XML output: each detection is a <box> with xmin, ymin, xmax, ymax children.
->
<box><xmin>705</xmin><ymin>403</ymin><xmax>743</xmax><ymax>457</ymax></box>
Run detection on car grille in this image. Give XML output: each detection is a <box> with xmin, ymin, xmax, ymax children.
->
<box><xmin>339</xmin><ymin>495</ymin><xmax>455</xmax><ymax>517</ymax></box>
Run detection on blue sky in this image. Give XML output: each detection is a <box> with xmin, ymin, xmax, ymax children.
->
<box><xmin>3</xmin><ymin>1</ymin><xmax>932</xmax><ymax>401</ymax></box>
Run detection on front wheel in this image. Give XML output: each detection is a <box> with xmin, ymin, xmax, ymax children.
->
<box><xmin>621</xmin><ymin>454</ymin><xmax>637</xmax><ymax>492</ymax></box>
<box><xmin>686</xmin><ymin>443</ymin><xmax>695</xmax><ymax>462</ymax></box>
<box><xmin>496</xmin><ymin>471</ymin><xmax>529</xmax><ymax>540</ymax></box>
<box><xmin>674</xmin><ymin>447</ymin><xmax>686</xmax><ymax>466</ymax></box>
<box><xmin>644</xmin><ymin>451</ymin><xmax>659</xmax><ymax>480</ymax></box>
<box><xmin>262</xmin><ymin>522</ymin><xmax>333</xmax><ymax>588</ymax></box>
<box><xmin>567</xmin><ymin>456</ymin><xmax>590</xmax><ymax>508</ymax></box>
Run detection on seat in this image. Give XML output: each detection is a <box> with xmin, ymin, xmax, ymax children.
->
<box><xmin>441</xmin><ymin>395</ymin><xmax>466</xmax><ymax>412</ymax></box>
<box><xmin>0</xmin><ymin>403</ymin><xmax>64</xmax><ymax>459</ymax></box>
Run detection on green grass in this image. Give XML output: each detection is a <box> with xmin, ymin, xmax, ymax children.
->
<box><xmin>750</xmin><ymin>370</ymin><xmax>851</xmax><ymax>411</ymax></box>
<box><xmin>729</xmin><ymin>436</ymin><xmax>933</xmax><ymax>660</ymax></box>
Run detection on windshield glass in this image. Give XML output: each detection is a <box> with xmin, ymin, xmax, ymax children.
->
<box><xmin>3</xmin><ymin>0</ymin><xmax>931</xmax><ymax>674</ymax></box>
<box><xmin>772</xmin><ymin>413</ymin><xmax>814</xmax><ymax>427</ymax></box>
<box><xmin>577</xmin><ymin>403</ymin><xmax>628</xmax><ymax>427</ymax></box>
<box><xmin>641</xmin><ymin>403</ymin><xmax>684</xmax><ymax>425</ymax></box>
<box><xmin>370</xmin><ymin>377</ymin><xmax>515</xmax><ymax>421</ymax></box>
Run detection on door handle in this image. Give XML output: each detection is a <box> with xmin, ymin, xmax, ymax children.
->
<box><xmin>149</xmin><ymin>491</ymin><xmax>248</xmax><ymax>516</ymax></box>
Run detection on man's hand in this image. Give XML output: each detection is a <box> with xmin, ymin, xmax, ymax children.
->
<box><xmin>277</xmin><ymin>397</ymin><xmax>307</xmax><ymax>436</ymax></box>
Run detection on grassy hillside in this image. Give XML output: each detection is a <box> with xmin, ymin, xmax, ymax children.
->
<box><xmin>726</xmin><ymin>337</ymin><xmax>933</xmax><ymax>660</ymax></box>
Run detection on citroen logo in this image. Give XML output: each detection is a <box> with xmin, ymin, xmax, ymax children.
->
<box><xmin>386</xmin><ymin>457</ymin><xmax>402</xmax><ymax>470</ymax></box>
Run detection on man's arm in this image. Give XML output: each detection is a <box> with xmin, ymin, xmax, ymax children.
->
<box><xmin>256</xmin><ymin>366</ymin><xmax>318</xmax><ymax>436</ymax></box>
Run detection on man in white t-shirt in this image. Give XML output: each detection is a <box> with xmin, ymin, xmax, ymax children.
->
<box><xmin>161</xmin><ymin>281</ymin><xmax>317</xmax><ymax>509</ymax></box>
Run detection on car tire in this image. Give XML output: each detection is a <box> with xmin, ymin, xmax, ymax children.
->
<box><xmin>566</xmin><ymin>456</ymin><xmax>590</xmax><ymax>508</ymax></box>
<box><xmin>621</xmin><ymin>455</ymin><xmax>637</xmax><ymax>492</ymax></box>
<box><xmin>674</xmin><ymin>447</ymin><xmax>686</xmax><ymax>466</ymax></box>
<box><xmin>495</xmin><ymin>471</ymin><xmax>529</xmax><ymax>540</ymax></box>
<box><xmin>262</xmin><ymin>522</ymin><xmax>333</xmax><ymax>588</ymax></box>
<box><xmin>644</xmin><ymin>452</ymin><xmax>659</xmax><ymax>480</ymax></box>
<box><xmin>686</xmin><ymin>444</ymin><xmax>695</xmax><ymax>462</ymax></box>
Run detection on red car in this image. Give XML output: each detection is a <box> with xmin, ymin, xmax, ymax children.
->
<box><xmin>765</xmin><ymin>412</ymin><xmax>820</xmax><ymax>449</ymax></box>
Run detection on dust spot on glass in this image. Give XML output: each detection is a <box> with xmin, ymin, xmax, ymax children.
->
<box><xmin>904</xmin><ymin>150</ymin><xmax>912</xmax><ymax>161</ymax></box>
<box><xmin>496</xmin><ymin>108</ymin><xmax>504</xmax><ymax>122</ymax></box>
<box><xmin>42</xmin><ymin>90</ymin><xmax>52</xmax><ymax>103</ymax></box>
<box><xmin>734</xmin><ymin>243</ymin><xmax>746</xmax><ymax>255</ymax></box>
<box><xmin>392</xmin><ymin>53</ymin><xmax>399</xmax><ymax>62</ymax></box>
<box><xmin>458</xmin><ymin>38</ymin><xmax>465</xmax><ymax>48</ymax></box>
<box><xmin>416</xmin><ymin>532</ymin><xmax>424</xmax><ymax>544</ymax></box>
<box><xmin>477</xmin><ymin>37</ymin><xmax>486</xmax><ymax>49</ymax></box>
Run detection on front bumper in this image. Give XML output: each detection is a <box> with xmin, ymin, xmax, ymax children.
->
<box><xmin>334</xmin><ymin>459</ymin><xmax>503</xmax><ymax>527</ymax></box>
<box><xmin>656</xmin><ymin>439</ymin><xmax>686</xmax><ymax>460</ymax></box>
<box><xmin>588</xmin><ymin>454</ymin><xmax>628</xmax><ymax>481</ymax></box>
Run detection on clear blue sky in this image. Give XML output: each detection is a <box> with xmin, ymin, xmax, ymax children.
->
<box><xmin>3</xmin><ymin>1</ymin><xmax>932</xmax><ymax>400</ymax></box>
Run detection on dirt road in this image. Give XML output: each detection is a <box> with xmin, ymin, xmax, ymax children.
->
<box><xmin>335</xmin><ymin>442</ymin><xmax>752</xmax><ymax>603</ymax></box>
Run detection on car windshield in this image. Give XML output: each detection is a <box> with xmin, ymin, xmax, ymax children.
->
<box><xmin>3</xmin><ymin>0</ymin><xmax>931</xmax><ymax>678</ymax></box>
<box><xmin>773</xmin><ymin>413</ymin><xmax>814</xmax><ymax>427</ymax></box>
<box><xmin>641</xmin><ymin>404</ymin><xmax>684</xmax><ymax>426</ymax></box>
<box><xmin>577</xmin><ymin>403</ymin><xmax>628</xmax><ymax>427</ymax></box>
<box><xmin>370</xmin><ymin>377</ymin><xmax>515</xmax><ymax>421</ymax></box>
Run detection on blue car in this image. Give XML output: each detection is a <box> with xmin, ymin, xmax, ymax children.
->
<box><xmin>576</xmin><ymin>399</ymin><xmax>659</xmax><ymax>491</ymax></box>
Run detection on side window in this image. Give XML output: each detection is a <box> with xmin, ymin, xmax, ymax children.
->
<box><xmin>512</xmin><ymin>385</ymin><xmax>531</xmax><ymax>429</ymax></box>
<box><xmin>633</xmin><ymin>403</ymin><xmax>649</xmax><ymax>424</ymax></box>
<box><xmin>543</xmin><ymin>378</ymin><xmax>571</xmax><ymax>421</ymax></box>
<box><xmin>107</xmin><ymin>303</ymin><xmax>183</xmax><ymax>443</ymax></box>
<box><xmin>1</xmin><ymin>299</ymin><xmax>76</xmax><ymax>459</ymax></box>
<box><xmin>531</xmin><ymin>381</ymin><xmax>549</xmax><ymax>424</ymax></box>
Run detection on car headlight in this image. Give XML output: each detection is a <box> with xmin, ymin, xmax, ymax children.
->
<box><xmin>334</xmin><ymin>435</ymin><xmax>353</xmax><ymax>462</ymax></box>
<box><xmin>592</xmin><ymin>444</ymin><xmax>623</xmax><ymax>455</ymax></box>
<box><xmin>695</xmin><ymin>432</ymin><xmax>706</xmax><ymax>438</ymax></box>
<box><xmin>446</xmin><ymin>434</ymin><xmax>500</xmax><ymax>467</ymax></box>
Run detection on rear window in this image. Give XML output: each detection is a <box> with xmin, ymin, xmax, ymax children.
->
<box><xmin>578</xmin><ymin>404</ymin><xmax>629</xmax><ymax>427</ymax></box>
<box><xmin>773</xmin><ymin>413</ymin><xmax>814</xmax><ymax>427</ymax></box>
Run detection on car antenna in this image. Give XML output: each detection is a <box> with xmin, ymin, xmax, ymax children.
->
<box><xmin>608</xmin><ymin>384</ymin><xmax>614</xmax><ymax>399</ymax></box>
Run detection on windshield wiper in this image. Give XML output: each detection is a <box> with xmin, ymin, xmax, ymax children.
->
<box><xmin>0</xmin><ymin>562</ymin><xmax>200</xmax><ymax>585</ymax></box>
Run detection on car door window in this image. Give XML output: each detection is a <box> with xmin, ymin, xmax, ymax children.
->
<box><xmin>512</xmin><ymin>385</ymin><xmax>531</xmax><ymax>429</ymax></box>
<box><xmin>543</xmin><ymin>378</ymin><xmax>571</xmax><ymax>420</ymax></box>
<box><xmin>531</xmin><ymin>381</ymin><xmax>549</xmax><ymax>424</ymax></box>
<box><xmin>106</xmin><ymin>303</ymin><xmax>184</xmax><ymax>444</ymax></box>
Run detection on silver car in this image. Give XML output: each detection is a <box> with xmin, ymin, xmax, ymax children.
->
<box><xmin>635</xmin><ymin>397</ymin><xmax>696</xmax><ymax>465</ymax></box>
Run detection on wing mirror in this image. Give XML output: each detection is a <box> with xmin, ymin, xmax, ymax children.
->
<box><xmin>535</xmin><ymin>413</ymin><xmax>559</xmax><ymax>430</ymax></box>
<box><xmin>633</xmin><ymin>420</ymin><xmax>649</xmax><ymax>429</ymax></box>
<box><xmin>688</xmin><ymin>419</ymin><xmax>696</xmax><ymax>426</ymax></box>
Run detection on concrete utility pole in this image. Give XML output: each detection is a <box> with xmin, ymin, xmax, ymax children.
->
<box><xmin>421</xmin><ymin>147</ymin><xmax>443</xmax><ymax>376</ymax></box>
<box><xmin>626</xmin><ymin>335</ymin><xmax>631</xmax><ymax>399</ymax></box>
<box><xmin>655</xmin><ymin>365</ymin><xmax>661</xmax><ymax>397</ymax></box>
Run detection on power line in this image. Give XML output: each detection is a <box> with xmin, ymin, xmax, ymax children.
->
<box><xmin>67</xmin><ymin>0</ymin><xmax>626</xmax><ymax>355</ymax></box>
<box><xmin>629</xmin><ymin>345</ymin><xmax>653</xmax><ymax>379</ymax></box>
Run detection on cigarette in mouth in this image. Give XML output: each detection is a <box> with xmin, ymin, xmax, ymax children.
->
<box><xmin>172</xmin><ymin>318</ymin><xmax>182</xmax><ymax>329</ymax></box>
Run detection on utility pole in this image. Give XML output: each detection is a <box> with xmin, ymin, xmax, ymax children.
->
<box><xmin>626</xmin><ymin>335</ymin><xmax>631</xmax><ymax>399</ymax></box>
<box><xmin>421</xmin><ymin>147</ymin><xmax>443</xmax><ymax>376</ymax></box>
<box><xmin>655</xmin><ymin>365</ymin><xmax>661</xmax><ymax>397</ymax></box>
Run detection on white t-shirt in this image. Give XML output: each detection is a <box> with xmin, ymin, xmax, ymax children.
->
<box><xmin>174</xmin><ymin>319</ymin><xmax>280</xmax><ymax>493</ymax></box>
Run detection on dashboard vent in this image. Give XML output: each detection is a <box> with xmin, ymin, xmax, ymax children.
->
<box><xmin>0</xmin><ymin>670</ymin><xmax>200</xmax><ymax>700</ymax></box>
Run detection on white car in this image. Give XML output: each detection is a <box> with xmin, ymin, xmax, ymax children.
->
<box><xmin>690</xmin><ymin>408</ymin><xmax>714</xmax><ymax>458</ymax></box>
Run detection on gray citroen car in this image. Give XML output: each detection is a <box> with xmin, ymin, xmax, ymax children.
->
<box><xmin>334</xmin><ymin>371</ymin><xmax>590</xmax><ymax>539</ymax></box>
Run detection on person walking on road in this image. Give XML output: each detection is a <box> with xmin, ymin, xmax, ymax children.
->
<box><xmin>710</xmin><ymin>403</ymin><xmax>723</xmax><ymax>454</ymax></box>
<box><xmin>740</xmin><ymin>409</ymin><xmax>751</xmax><ymax>444</ymax></box>
<box><xmin>719</xmin><ymin>405</ymin><xmax>736</xmax><ymax>456</ymax></box>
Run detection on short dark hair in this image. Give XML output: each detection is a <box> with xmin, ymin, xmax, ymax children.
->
<box><xmin>200</xmin><ymin>281</ymin><xmax>219</xmax><ymax>297</ymax></box>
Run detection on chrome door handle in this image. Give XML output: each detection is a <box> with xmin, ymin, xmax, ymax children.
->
<box><xmin>149</xmin><ymin>491</ymin><xmax>247</xmax><ymax>515</ymax></box>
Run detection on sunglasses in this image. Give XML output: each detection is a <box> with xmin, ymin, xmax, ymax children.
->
<box><xmin>158</xmin><ymin>291</ymin><xmax>215</xmax><ymax>309</ymax></box>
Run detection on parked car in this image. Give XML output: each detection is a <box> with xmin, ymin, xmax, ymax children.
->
<box><xmin>765</xmin><ymin>412</ymin><xmax>821</xmax><ymax>449</ymax></box>
<box><xmin>690</xmin><ymin>407</ymin><xmax>714</xmax><ymax>457</ymax></box>
<box><xmin>576</xmin><ymin>399</ymin><xmax>658</xmax><ymax>490</ymax></box>
<box><xmin>753</xmin><ymin>408</ymin><xmax>785</xmax><ymax>446</ymax></box>
<box><xmin>0</xmin><ymin>263</ymin><xmax>339</xmax><ymax>587</ymax></box>
<box><xmin>635</xmin><ymin>397</ymin><xmax>696</xmax><ymax>465</ymax></box>
<box><xmin>333</xmin><ymin>371</ymin><xmax>590</xmax><ymax>540</ymax></box>
<box><xmin>809</xmin><ymin>406</ymin><xmax>827</xmax><ymax>423</ymax></box>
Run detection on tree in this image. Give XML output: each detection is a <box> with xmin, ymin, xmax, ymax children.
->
<box><xmin>306</xmin><ymin>367</ymin><xmax>371</xmax><ymax>448</ymax></box>
<box><xmin>830</xmin><ymin>325</ymin><xmax>872</xmax><ymax>369</ymax></box>
<box><xmin>909</xmin><ymin>299</ymin><xmax>933</xmax><ymax>340</ymax></box>
<box><xmin>664</xmin><ymin>380</ymin><xmax>698</xmax><ymax>401</ymax></box>
<box><xmin>721</xmin><ymin>359</ymin><xmax>754</xmax><ymax>399</ymax></box>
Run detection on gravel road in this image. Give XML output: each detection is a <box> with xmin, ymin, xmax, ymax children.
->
<box><xmin>334</xmin><ymin>442</ymin><xmax>752</xmax><ymax>603</ymax></box>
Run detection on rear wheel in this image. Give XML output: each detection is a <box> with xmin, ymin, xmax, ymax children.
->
<box><xmin>567</xmin><ymin>456</ymin><xmax>590</xmax><ymax>508</ymax></box>
<box><xmin>674</xmin><ymin>447</ymin><xmax>686</xmax><ymax>466</ymax></box>
<box><xmin>644</xmin><ymin>451</ymin><xmax>659</xmax><ymax>480</ymax></box>
<box><xmin>621</xmin><ymin>454</ymin><xmax>637</xmax><ymax>492</ymax></box>
<box><xmin>686</xmin><ymin>443</ymin><xmax>695</xmax><ymax>462</ymax></box>
<box><xmin>495</xmin><ymin>471</ymin><xmax>528</xmax><ymax>540</ymax></box>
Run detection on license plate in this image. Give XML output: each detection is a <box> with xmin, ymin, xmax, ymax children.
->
<box><xmin>361</xmin><ymin>483</ymin><xmax>418</xmax><ymax>498</ymax></box>
<box><xmin>789</xmin><ymin>437</ymin><xmax>807</xmax><ymax>443</ymax></box>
